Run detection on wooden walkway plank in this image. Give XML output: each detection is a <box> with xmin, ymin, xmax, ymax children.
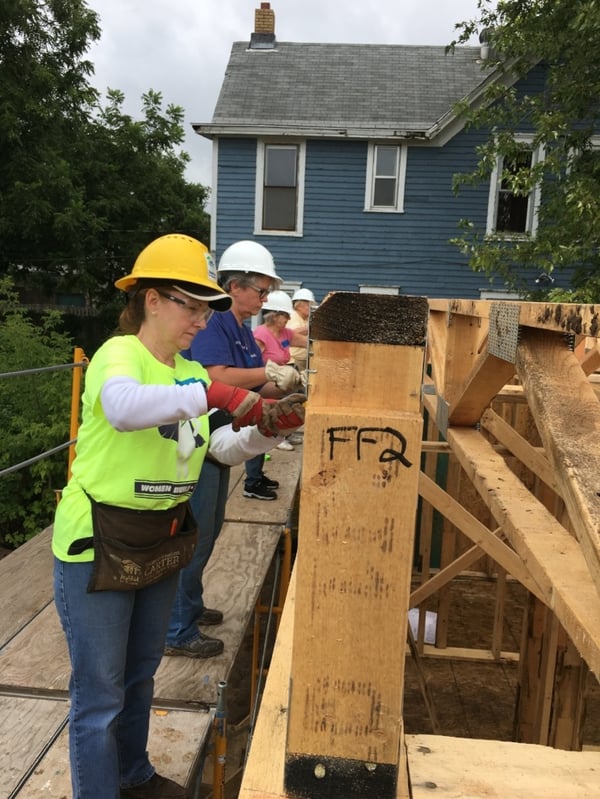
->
<box><xmin>0</xmin><ymin>696</ymin><xmax>67</xmax><ymax>799</ymax></box>
<box><xmin>0</xmin><ymin>526</ymin><xmax>54</xmax><ymax>649</ymax></box>
<box><xmin>15</xmin><ymin>706</ymin><xmax>212</xmax><ymax>798</ymax></box>
<box><xmin>154</xmin><ymin>520</ymin><xmax>284</xmax><ymax>704</ymax></box>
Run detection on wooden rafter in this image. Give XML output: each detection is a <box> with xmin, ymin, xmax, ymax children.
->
<box><xmin>423</xmin><ymin>393</ymin><xmax>600</xmax><ymax>679</ymax></box>
<box><xmin>515</xmin><ymin>328</ymin><xmax>600</xmax><ymax>599</ymax></box>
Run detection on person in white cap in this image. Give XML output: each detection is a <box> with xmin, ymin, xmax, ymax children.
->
<box><xmin>288</xmin><ymin>287</ymin><xmax>317</xmax><ymax>372</ymax></box>
<box><xmin>253</xmin><ymin>290</ymin><xmax>308</xmax><ymax>450</ymax></box>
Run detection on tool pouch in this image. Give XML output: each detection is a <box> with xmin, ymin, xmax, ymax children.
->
<box><xmin>85</xmin><ymin>495</ymin><xmax>197</xmax><ymax>593</ymax></box>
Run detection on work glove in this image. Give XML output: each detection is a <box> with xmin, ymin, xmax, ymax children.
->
<box><xmin>206</xmin><ymin>381</ymin><xmax>263</xmax><ymax>431</ymax></box>
<box><xmin>258</xmin><ymin>393</ymin><xmax>307</xmax><ymax>437</ymax></box>
<box><xmin>265</xmin><ymin>360</ymin><xmax>304</xmax><ymax>393</ymax></box>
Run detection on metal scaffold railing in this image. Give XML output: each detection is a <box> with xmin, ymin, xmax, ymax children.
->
<box><xmin>0</xmin><ymin>347</ymin><xmax>88</xmax><ymax>484</ymax></box>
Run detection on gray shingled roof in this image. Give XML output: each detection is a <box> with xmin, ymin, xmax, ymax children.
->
<box><xmin>197</xmin><ymin>42</ymin><xmax>492</xmax><ymax>139</ymax></box>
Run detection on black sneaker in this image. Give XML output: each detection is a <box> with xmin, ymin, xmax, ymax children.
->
<box><xmin>121</xmin><ymin>772</ymin><xmax>187</xmax><ymax>797</ymax></box>
<box><xmin>198</xmin><ymin>607</ymin><xmax>223</xmax><ymax>626</ymax></box>
<box><xmin>163</xmin><ymin>631</ymin><xmax>224</xmax><ymax>658</ymax></box>
<box><xmin>260</xmin><ymin>473</ymin><xmax>280</xmax><ymax>489</ymax></box>
<box><xmin>243</xmin><ymin>482</ymin><xmax>277</xmax><ymax>500</ymax></box>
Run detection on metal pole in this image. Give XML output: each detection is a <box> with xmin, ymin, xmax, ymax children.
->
<box><xmin>213</xmin><ymin>679</ymin><xmax>227</xmax><ymax>799</ymax></box>
<box><xmin>68</xmin><ymin>346</ymin><xmax>88</xmax><ymax>480</ymax></box>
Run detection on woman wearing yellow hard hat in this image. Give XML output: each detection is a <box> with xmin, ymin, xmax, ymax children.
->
<box><xmin>52</xmin><ymin>234</ymin><xmax>305</xmax><ymax>799</ymax></box>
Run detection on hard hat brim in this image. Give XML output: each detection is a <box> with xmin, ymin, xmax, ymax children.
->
<box><xmin>114</xmin><ymin>274</ymin><xmax>232</xmax><ymax>312</ymax></box>
<box><xmin>173</xmin><ymin>284</ymin><xmax>232</xmax><ymax>312</ymax></box>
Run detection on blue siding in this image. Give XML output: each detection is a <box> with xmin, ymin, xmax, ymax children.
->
<box><xmin>212</xmin><ymin>68</ymin><xmax>573</xmax><ymax>303</ymax></box>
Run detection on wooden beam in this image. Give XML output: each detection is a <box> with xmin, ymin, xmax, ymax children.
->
<box><xmin>428</xmin><ymin>299</ymin><xmax>600</xmax><ymax>338</ymax></box>
<box><xmin>428</xmin><ymin>306</ymin><xmax>488</xmax><ymax>410</ymax></box>
<box><xmin>285</xmin><ymin>292</ymin><xmax>428</xmax><ymax>799</ymax></box>
<box><xmin>418</xmin><ymin>473</ymin><xmax>546</xmax><ymax>602</ymax></box>
<box><xmin>480</xmin><ymin>407</ymin><xmax>561</xmax><ymax>496</ymax></box>
<box><xmin>240</xmin><ymin>570</ymin><xmax>411</xmax><ymax>799</ymax></box>
<box><xmin>431</xmin><ymin>414</ymin><xmax>600</xmax><ymax>678</ymax></box>
<box><xmin>424</xmin><ymin>389</ymin><xmax>600</xmax><ymax>676</ymax></box>
<box><xmin>448</xmin><ymin>351</ymin><xmax>516</xmax><ymax>426</ymax></box>
<box><xmin>515</xmin><ymin>328</ymin><xmax>600</xmax><ymax>599</ymax></box>
<box><xmin>407</xmin><ymin>733</ymin><xmax>600</xmax><ymax>797</ymax></box>
<box><xmin>410</xmin><ymin>542</ymin><xmax>492</xmax><ymax>607</ymax></box>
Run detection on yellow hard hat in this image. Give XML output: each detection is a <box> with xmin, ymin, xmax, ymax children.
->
<box><xmin>115</xmin><ymin>234</ymin><xmax>231</xmax><ymax>311</ymax></box>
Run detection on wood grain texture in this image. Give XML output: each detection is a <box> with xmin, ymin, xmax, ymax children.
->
<box><xmin>0</xmin><ymin>526</ymin><xmax>54</xmax><ymax>648</ymax></box>
<box><xmin>516</xmin><ymin>328</ymin><xmax>600</xmax><ymax>598</ymax></box>
<box><xmin>15</xmin><ymin>706</ymin><xmax>212</xmax><ymax>798</ymax></box>
<box><xmin>311</xmin><ymin>292</ymin><xmax>428</xmax><ymax>346</ymax></box>
<box><xmin>407</xmin><ymin>733</ymin><xmax>600</xmax><ymax>798</ymax></box>
<box><xmin>0</xmin><ymin>696</ymin><xmax>67</xmax><ymax>798</ymax></box>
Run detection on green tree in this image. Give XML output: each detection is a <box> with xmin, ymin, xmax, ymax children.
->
<box><xmin>0</xmin><ymin>278</ymin><xmax>74</xmax><ymax>547</ymax></box>
<box><xmin>452</xmin><ymin>0</ymin><xmax>600</xmax><ymax>300</ymax></box>
<box><xmin>0</xmin><ymin>0</ymin><xmax>210</xmax><ymax>316</ymax></box>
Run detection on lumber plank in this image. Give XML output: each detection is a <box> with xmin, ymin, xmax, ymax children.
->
<box><xmin>0</xmin><ymin>521</ymin><xmax>283</xmax><ymax>705</ymax></box>
<box><xmin>435</xmin><ymin>416</ymin><xmax>600</xmax><ymax>678</ymax></box>
<box><xmin>428</xmin><ymin>299</ymin><xmax>600</xmax><ymax>338</ymax></box>
<box><xmin>418</xmin><ymin>473</ymin><xmax>546</xmax><ymax>601</ymax></box>
<box><xmin>15</xmin><ymin>705</ymin><xmax>212</xmax><ymax>798</ymax></box>
<box><xmin>0</xmin><ymin>526</ymin><xmax>54</xmax><ymax>649</ymax></box>
<box><xmin>448</xmin><ymin>351</ymin><xmax>516</xmax><ymax>426</ymax></box>
<box><xmin>287</xmin><ymin>408</ymin><xmax>421</xmax><ymax>764</ymax></box>
<box><xmin>407</xmin><ymin>733</ymin><xmax>600</xmax><ymax>797</ymax></box>
<box><xmin>0</xmin><ymin>695</ymin><xmax>67</xmax><ymax>798</ymax></box>
<box><xmin>239</xmin><ymin>569</ymin><xmax>297</xmax><ymax>798</ymax></box>
<box><xmin>154</xmin><ymin>520</ymin><xmax>283</xmax><ymax>704</ymax></box>
<box><xmin>515</xmin><ymin>328</ymin><xmax>600</xmax><ymax>598</ymax></box>
<box><xmin>284</xmin><ymin>292</ymin><xmax>427</xmax><ymax>798</ymax></box>
<box><xmin>433</xmin><ymin>309</ymin><xmax>489</xmax><ymax>410</ymax></box>
<box><xmin>224</xmin><ymin>447</ymin><xmax>301</xmax><ymax>524</ymax></box>
<box><xmin>480</xmin><ymin>407</ymin><xmax>561</xmax><ymax>495</ymax></box>
<box><xmin>240</xmin><ymin>570</ymin><xmax>410</xmax><ymax>799</ymax></box>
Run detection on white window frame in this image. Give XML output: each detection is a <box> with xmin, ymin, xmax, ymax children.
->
<box><xmin>364</xmin><ymin>142</ymin><xmax>407</xmax><ymax>213</ymax></box>
<box><xmin>486</xmin><ymin>134</ymin><xmax>544</xmax><ymax>236</ymax></box>
<box><xmin>255</xmin><ymin>140</ymin><xmax>305</xmax><ymax>236</ymax></box>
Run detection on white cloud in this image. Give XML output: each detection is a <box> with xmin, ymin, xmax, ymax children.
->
<box><xmin>87</xmin><ymin>0</ymin><xmax>481</xmax><ymax>187</ymax></box>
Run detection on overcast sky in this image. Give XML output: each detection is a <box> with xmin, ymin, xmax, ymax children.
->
<box><xmin>87</xmin><ymin>0</ymin><xmax>482</xmax><ymax>188</ymax></box>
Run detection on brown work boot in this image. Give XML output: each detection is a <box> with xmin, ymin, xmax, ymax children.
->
<box><xmin>120</xmin><ymin>772</ymin><xmax>187</xmax><ymax>798</ymax></box>
<box><xmin>163</xmin><ymin>631</ymin><xmax>224</xmax><ymax>658</ymax></box>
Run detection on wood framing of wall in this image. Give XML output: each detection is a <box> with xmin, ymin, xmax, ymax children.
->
<box><xmin>240</xmin><ymin>295</ymin><xmax>600</xmax><ymax>798</ymax></box>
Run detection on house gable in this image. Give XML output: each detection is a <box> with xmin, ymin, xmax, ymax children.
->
<box><xmin>194</xmin><ymin>11</ymin><xmax>569</xmax><ymax>303</ymax></box>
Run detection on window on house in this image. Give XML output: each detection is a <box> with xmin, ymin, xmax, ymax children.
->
<box><xmin>255</xmin><ymin>142</ymin><xmax>305</xmax><ymax>235</ymax></box>
<box><xmin>365</xmin><ymin>143</ymin><xmax>407</xmax><ymax>212</ymax></box>
<box><xmin>487</xmin><ymin>139</ymin><xmax>544</xmax><ymax>235</ymax></box>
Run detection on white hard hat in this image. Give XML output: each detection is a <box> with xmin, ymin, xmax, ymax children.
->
<box><xmin>262</xmin><ymin>290</ymin><xmax>294</xmax><ymax>315</ymax></box>
<box><xmin>217</xmin><ymin>240</ymin><xmax>282</xmax><ymax>284</ymax></box>
<box><xmin>292</xmin><ymin>288</ymin><xmax>316</xmax><ymax>304</ymax></box>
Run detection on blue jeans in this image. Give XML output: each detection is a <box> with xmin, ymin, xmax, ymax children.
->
<box><xmin>165</xmin><ymin>460</ymin><xmax>230</xmax><ymax>646</ymax></box>
<box><xmin>244</xmin><ymin>453</ymin><xmax>265</xmax><ymax>489</ymax></box>
<box><xmin>54</xmin><ymin>558</ymin><xmax>179</xmax><ymax>799</ymax></box>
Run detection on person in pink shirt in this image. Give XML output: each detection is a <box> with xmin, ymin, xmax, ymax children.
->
<box><xmin>253</xmin><ymin>291</ymin><xmax>308</xmax><ymax>450</ymax></box>
<box><xmin>253</xmin><ymin>290</ymin><xmax>308</xmax><ymax>366</ymax></box>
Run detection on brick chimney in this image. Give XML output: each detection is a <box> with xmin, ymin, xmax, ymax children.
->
<box><xmin>250</xmin><ymin>3</ymin><xmax>276</xmax><ymax>49</ymax></box>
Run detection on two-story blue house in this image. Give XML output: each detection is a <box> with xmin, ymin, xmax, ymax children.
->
<box><xmin>193</xmin><ymin>3</ymin><xmax>560</xmax><ymax>302</ymax></box>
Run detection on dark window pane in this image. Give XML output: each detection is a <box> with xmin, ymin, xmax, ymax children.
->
<box><xmin>376</xmin><ymin>146</ymin><xmax>398</xmax><ymax>177</ymax></box>
<box><xmin>374</xmin><ymin>177</ymin><xmax>396</xmax><ymax>206</ymax></box>
<box><xmin>265</xmin><ymin>147</ymin><xmax>297</xmax><ymax>187</ymax></box>
<box><xmin>263</xmin><ymin>186</ymin><xmax>296</xmax><ymax>230</ymax></box>
<box><xmin>495</xmin><ymin>149</ymin><xmax>532</xmax><ymax>232</ymax></box>
<box><xmin>496</xmin><ymin>193</ymin><xmax>528</xmax><ymax>232</ymax></box>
